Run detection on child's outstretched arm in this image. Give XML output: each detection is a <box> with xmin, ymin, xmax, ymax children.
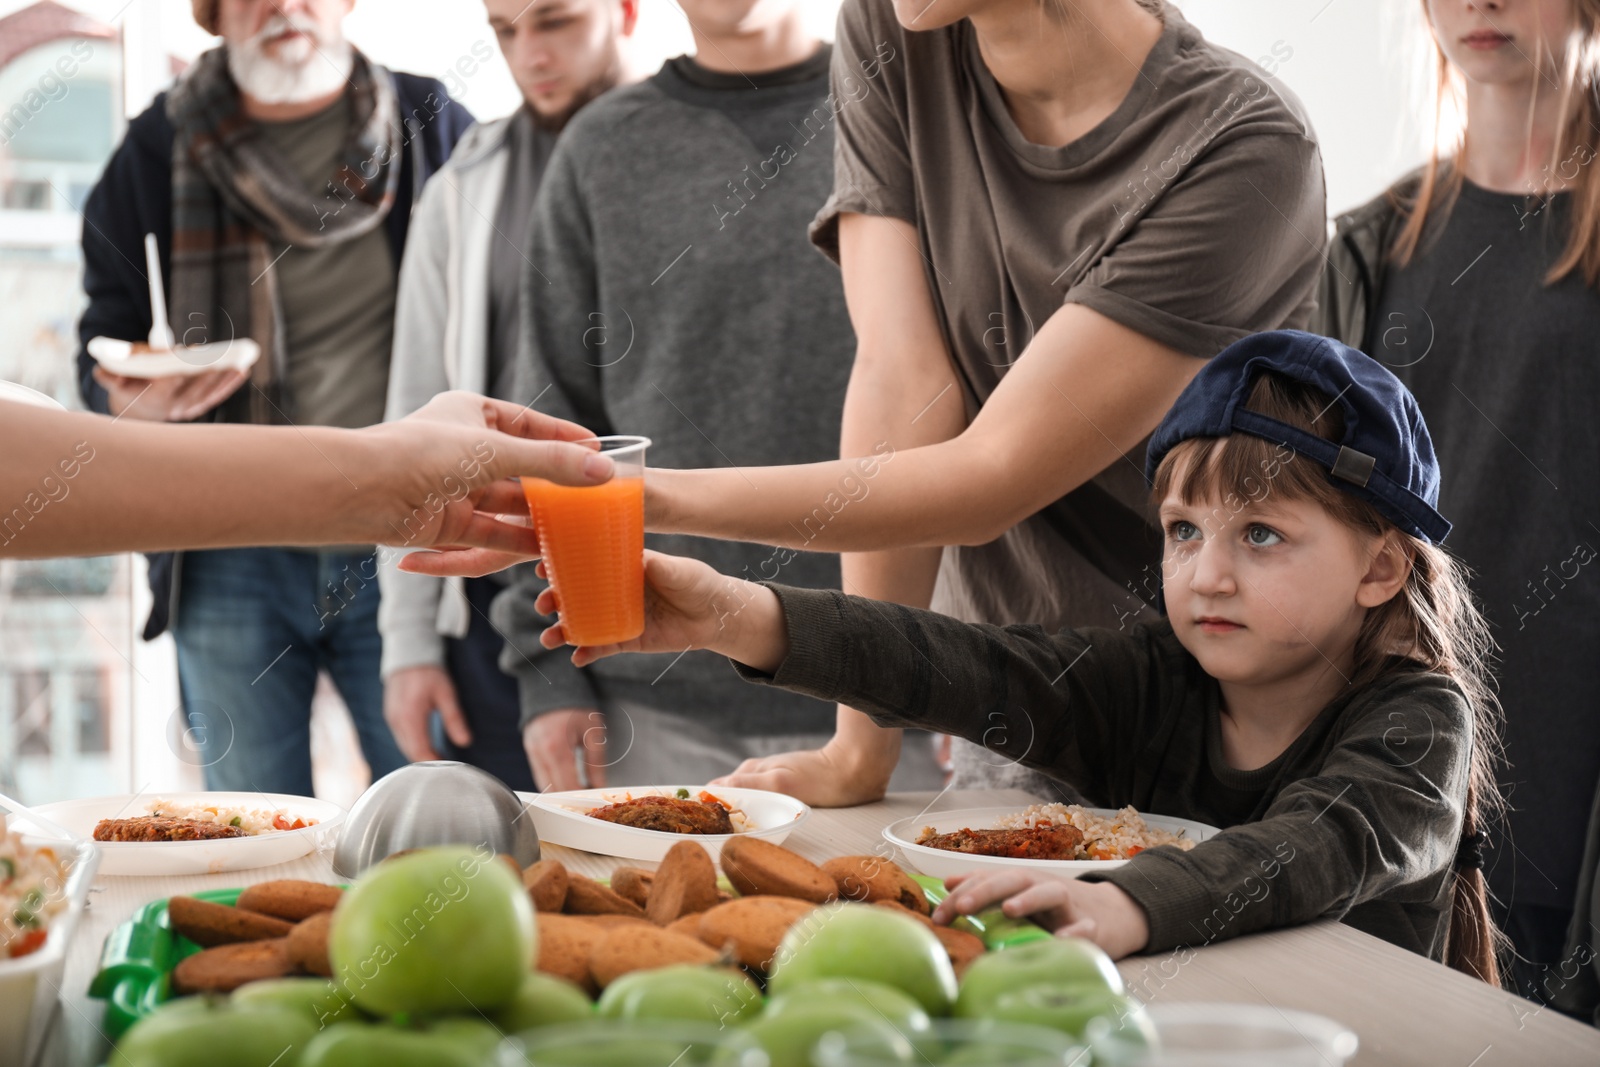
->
<box><xmin>537</xmin><ymin>550</ymin><xmax>792</xmax><ymax>672</ymax></box>
<box><xmin>546</xmin><ymin>574</ymin><xmax>1164</xmax><ymax>795</ymax></box>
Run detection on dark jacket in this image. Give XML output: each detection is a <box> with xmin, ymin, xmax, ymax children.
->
<box><xmin>75</xmin><ymin>71</ymin><xmax>474</xmax><ymax>640</ymax></box>
<box><xmin>1307</xmin><ymin>172</ymin><xmax>1417</xmax><ymax>349</ymax></box>
<box><xmin>740</xmin><ymin>585</ymin><xmax>1470</xmax><ymax>959</ymax></box>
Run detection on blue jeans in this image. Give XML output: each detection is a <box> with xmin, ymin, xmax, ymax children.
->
<box><xmin>171</xmin><ymin>547</ymin><xmax>406</xmax><ymax>795</ymax></box>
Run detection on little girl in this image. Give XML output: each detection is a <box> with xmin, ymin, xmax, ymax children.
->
<box><xmin>537</xmin><ymin>330</ymin><xmax>1502</xmax><ymax>983</ymax></box>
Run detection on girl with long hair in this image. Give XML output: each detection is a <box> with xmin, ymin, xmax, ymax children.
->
<box><xmin>1314</xmin><ymin>0</ymin><xmax>1600</xmax><ymax>1001</ymax></box>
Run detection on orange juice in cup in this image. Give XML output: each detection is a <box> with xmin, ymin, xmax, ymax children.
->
<box><xmin>521</xmin><ymin>435</ymin><xmax>649</xmax><ymax>646</ymax></box>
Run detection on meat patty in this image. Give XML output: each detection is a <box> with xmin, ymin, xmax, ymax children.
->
<box><xmin>586</xmin><ymin>795</ymin><xmax>735</xmax><ymax>835</ymax></box>
<box><xmin>93</xmin><ymin>816</ymin><xmax>246</xmax><ymax>842</ymax></box>
<box><xmin>915</xmin><ymin>824</ymin><xmax>1084</xmax><ymax>860</ymax></box>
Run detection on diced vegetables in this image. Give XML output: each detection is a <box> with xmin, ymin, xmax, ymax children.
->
<box><xmin>1</xmin><ymin>829</ymin><xmax>69</xmax><ymax>959</ymax></box>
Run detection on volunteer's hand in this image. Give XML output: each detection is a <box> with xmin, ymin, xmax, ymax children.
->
<box><xmin>712</xmin><ymin>739</ymin><xmax>896</xmax><ymax>807</ymax></box>
<box><xmin>371</xmin><ymin>392</ymin><xmax>608</xmax><ymax>557</ymax></box>
<box><xmin>523</xmin><ymin>709</ymin><xmax>609</xmax><ymax>790</ymax></box>
<box><xmin>93</xmin><ymin>367</ymin><xmax>251</xmax><ymax>422</ymax></box>
<box><xmin>383</xmin><ymin>666</ymin><xmax>471</xmax><ymax>762</ymax></box>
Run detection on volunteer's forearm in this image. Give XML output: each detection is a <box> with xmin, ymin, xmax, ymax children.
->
<box><xmin>829</xmin><ymin>317</ymin><xmax>967</xmax><ymax>774</ymax></box>
<box><xmin>649</xmin><ymin>430</ymin><xmax>1025</xmax><ymax>550</ymax></box>
<box><xmin>0</xmin><ymin>405</ymin><xmax>379</xmax><ymax>556</ymax></box>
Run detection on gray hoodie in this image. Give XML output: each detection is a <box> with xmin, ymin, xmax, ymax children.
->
<box><xmin>378</xmin><ymin>113</ymin><xmax>553</xmax><ymax>677</ymax></box>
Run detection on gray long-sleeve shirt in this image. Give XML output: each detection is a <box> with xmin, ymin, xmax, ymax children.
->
<box><xmin>736</xmin><ymin>585</ymin><xmax>1473</xmax><ymax>959</ymax></box>
<box><xmin>493</xmin><ymin>48</ymin><xmax>851</xmax><ymax>734</ymax></box>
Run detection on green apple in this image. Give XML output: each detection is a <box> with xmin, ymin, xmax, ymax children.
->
<box><xmin>230</xmin><ymin>976</ymin><xmax>358</xmax><ymax>1027</ymax></box>
<box><xmin>110</xmin><ymin>1004</ymin><xmax>317</xmax><ymax>1067</ymax></box>
<box><xmin>939</xmin><ymin>1030</ymin><xmax>1082</xmax><ymax>1067</ymax></box>
<box><xmin>989</xmin><ymin>984</ymin><xmax>1143</xmax><ymax>1039</ymax></box>
<box><xmin>768</xmin><ymin>903</ymin><xmax>958</xmax><ymax>1016</ymax></box>
<box><xmin>744</xmin><ymin>1004</ymin><xmax>914</xmax><ymax>1067</ymax></box>
<box><xmin>514</xmin><ymin>1021</ymin><xmax>761</xmax><ymax>1067</ymax></box>
<box><xmin>328</xmin><ymin>846</ymin><xmax>535</xmax><ymax>1015</ymax></box>
<box><xmin>764</xmin><ymin>978</ymin><xmax>931</xmax><ymax>1037</ymax></box>
<box><xmin>298</xmin><ymin>1018</ymin><xmax>501</xmax><ymax>1067</ymax></box>
<box><xmin>954</xmin><ymin>937</ymin><xmax>1124</xmax><ymax>1019</ymax></box>
<box><xmin>597</xmin><ymin>965</ymin><xmax>762</xmax><ymax>1026</ymax></box>
<box><xmin>492</xmin><ymin>972</ymin><xmax>594</xmax><ymax>1031</ymax></box>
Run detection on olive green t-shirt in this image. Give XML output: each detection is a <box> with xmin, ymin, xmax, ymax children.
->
<box><xmin>258</xmin><ymin>96</ymin><xmax>396</xmax><ymax>429</ymax></box>
<box><xmin>811</xmin><ymin>0</ymin><xmax>1326</xmax><ymax>635</ymax></box>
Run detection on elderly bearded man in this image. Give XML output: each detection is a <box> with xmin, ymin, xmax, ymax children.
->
<box><xmin>76</xmin><ymin>0</ymin><xmax>474</xmax><ymax>793</ymax></box>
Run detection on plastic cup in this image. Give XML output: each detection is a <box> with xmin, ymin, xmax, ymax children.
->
<box><xmin>499</xmin><ymin>1020</ymin><xmax>768</xmax><ymax>1067</ymax></box>
<box><xmin>1087</xmin><ymin>1003</ymin><xmax>1358</xmax><ymax>1066</ymax></box>
<box><xmin>521</xmin><ymin>435</ymin><xmax>649</xmax><ymax>647</ymax></box>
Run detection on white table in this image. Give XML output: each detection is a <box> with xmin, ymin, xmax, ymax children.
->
<box><xmin>48</xmin><ymin>790</ymin><xmax>1600</xmax><ymax>1066</ymax></box>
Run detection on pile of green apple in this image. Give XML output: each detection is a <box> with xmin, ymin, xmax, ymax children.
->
<box><xmin>110</xmin><ymin>847</ymin><xmax>1151</xmax><ymax>1067</ymax></box>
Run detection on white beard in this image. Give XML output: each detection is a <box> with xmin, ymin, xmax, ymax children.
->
<box><xmin>228</xmin><ymin>15</ymin><xmax>354</xmax><ymax>105</ymax></box>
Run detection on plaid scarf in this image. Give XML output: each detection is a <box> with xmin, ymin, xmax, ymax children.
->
<box><xmin>165</xmin><ymin>46</ymin><xmax>400</xmax><ymax>424</ymax></box>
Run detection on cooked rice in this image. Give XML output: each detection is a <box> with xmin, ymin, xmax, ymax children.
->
<box><xmin>143</xmin><ymin>799</ymin><xmax>316</xmax><ymax>836</ymax></box>
<box><xmin>991</xmin><ymin>804</ymin><xmax>1196</xmax><ymax>860</ymax></box>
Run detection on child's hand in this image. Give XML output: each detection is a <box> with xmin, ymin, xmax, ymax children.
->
<box><xmin>538</xmin><ymin>550</ymin><xmax>787</xmax><ymax>670</ymax></box>
<box><xmin>934</xmin><ymin>870</ymin><xmax>1151</xmax><ymax>960</ymax></box>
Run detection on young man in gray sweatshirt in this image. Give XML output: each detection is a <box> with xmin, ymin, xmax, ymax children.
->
<box><xmin>494</xmin><ymin>0</ymin><xmax>942</xmax><ymax>790</ymax></box>
<box><xmin>378</xmin><ymin>0</ymin><xmax>640</xmax><ymax>791</ymax></box>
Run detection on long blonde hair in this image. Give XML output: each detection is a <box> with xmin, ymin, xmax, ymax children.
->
<box><xmin>1392</xmin><ymin>0</ymin><xmax>1600</xmax><ymax>288</ymax></box>
<box><xmin>1151</xmin><ymin>373</ymin><xmax>1506</xmax><ymax>984</ymax></box>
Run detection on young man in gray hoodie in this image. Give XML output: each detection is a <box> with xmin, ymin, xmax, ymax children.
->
<box><xmin>378</xmin><ymin>0</ymin><xmax>640</xmax><ymax>790</ymax></box>
<box><xmin>493</xmin><ymin>0</ymin><xmax>943</xmax><ymax>790</ymax></box>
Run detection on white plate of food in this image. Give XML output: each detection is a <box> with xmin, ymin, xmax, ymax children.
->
<box><xmin>0</xmin><ymin>381</ymin><xmax>66</xmax><ymax>410</ymax></box>
<box><xmin>28</xmin><ymin>792</ymin><xmax>342</xmax><ymax>876</ymax></box>
<box><xmin>517</xmin><ymin>785</ymin><xmax>810</xmax><ymax>862</ymax></box>
<box><xmin>884</xmin><ymin>803</ymin><xmax>1220</xmax><ymax>881</ymax></box>
<box><xmin>87</xmin><ymin>336</ymin><xmax>260</xmax><ymax>379</ymax></box>
<box><xmin>0</xmin><ymin>812</ymin><xmax>98</xmax><ymax>1067</ymax></box>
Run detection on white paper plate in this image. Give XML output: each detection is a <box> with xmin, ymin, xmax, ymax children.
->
<box><xmin>883</xmin><ymin>805</ymin><xmax>1220</xmax><ymax>881</ymax></box>
<box><xmin>517</xmin><ymin>785</ymin><xmax>809</xmax><ymax>862</ymax></box>
<box><xmin>87</xmin><ymin>336</ymin><xmax>260</xmax><ymax>379</ymax></box>
<box><xmin>29</xmin><ymin>792</ymin><xmax>343</xmax><ymax>876</ymax></box>
<box><xmin>0</xmin><ymin>381</ymin><xmax>67</xmax><ymax>410</ymax></box>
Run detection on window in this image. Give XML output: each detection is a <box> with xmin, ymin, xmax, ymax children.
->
<box><xmin>12</xmin><ymin>670</ymin><xmax>49</xmax><ymax>757</ymax></box>
<box><xmin>73</xmin><ymin>669</ymin><xmax>109</xmax><ymax>754</ymax></box>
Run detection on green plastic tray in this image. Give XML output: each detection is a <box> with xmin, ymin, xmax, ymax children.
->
<box><xmin>88</xmin><ymin>887</ymin><xmax>241</xmax><ymax>1043</ymax></box>
<box><xmin>88</xmin><ymin>874</ymin><xmax>1049</xmax><ymax>1045</ymax></box>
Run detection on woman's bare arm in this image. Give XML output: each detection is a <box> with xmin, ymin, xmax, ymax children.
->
<box><xmin>649</xmin><ymin>277</ymin><xmax>1204</xmax><ymax>553</ymax></box>
<box><xmin>715</xmin><ymin>214</ymin><xmax>966</xmax><ymax>803</ymax></box>
<box><xmin>0</xmin><ymin>393</ymin><xmax>610</xmax><ymax>559</ymax></box>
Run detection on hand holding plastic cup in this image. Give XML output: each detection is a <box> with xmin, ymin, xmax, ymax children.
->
<box><xmin>521</xmin><ymin>436</ymin><xmax>649</xmax><ymax>647</ymax></box>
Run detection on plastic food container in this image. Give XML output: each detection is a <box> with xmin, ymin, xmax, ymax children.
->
<box><xmin>0</xmin><ymin>809</ymin><xmax>101</xmax><ymax>1067</ymax></box>
<box><xmin>1089</xmin><ymin>1002</ymin><xmax>1359</xmax><ymax>1066</ymax></box>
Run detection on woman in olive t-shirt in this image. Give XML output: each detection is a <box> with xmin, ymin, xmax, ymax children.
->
<box><xmin>410</xmin><ymin>0</ymin><xmax>1329</xmax><ymax>805</ymax></box>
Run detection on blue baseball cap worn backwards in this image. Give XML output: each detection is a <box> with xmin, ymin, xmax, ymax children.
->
<box><xmin>1145</xmin><ymin>330</ymin><xmax>1452</xmax><ymax>544</ymax></box>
